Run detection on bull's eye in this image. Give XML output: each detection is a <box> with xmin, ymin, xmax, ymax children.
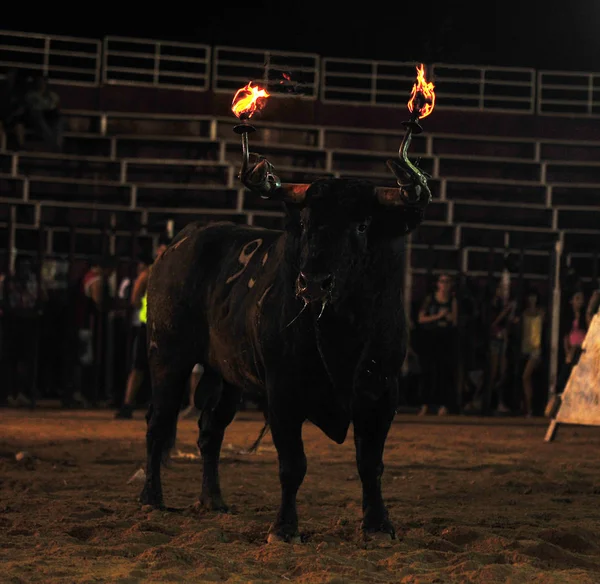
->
<box><xmin>357</xmin><ymin>223</ymin><xmax>368</xmax><ymax>233</ymax></box>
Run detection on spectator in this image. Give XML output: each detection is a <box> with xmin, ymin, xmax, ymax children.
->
<box><xmin>515</xmin><ymin>287</ymin><xmax>545</xmax><ymax>417</ymax></box>
<box><xmin>115</xmin><ymin>244</ymin><xmax>167</xmax><ymax>419</ymax></box>
<box><xmin>3</xmin><ymin>255</ymin><xmax>43</xmax><ymax>407</ymax></box>
<box><xmin>416</xmin><ymin>273</ymin><xmax>458</xmax><ymax>415</ymax></box>
<box><xmin>587</xmin><ymin>286</ymin><xmax>599</xmax><ymax>327</ymax></box>
<box><xmin>486</xmin><ymin>279</ymin><xmax>516</xmax><ymax>414</ymax></box>
<box><xmin>461</xmin><ymin>279</ymin><xmax>488</xmax><ymax>414</ymax></box>
<box><xmin>180</xmin><ymin>364</ymin><xmax>204</xmax><ymax>419</ymax></box>
<box><xmin>555</xmin><ymin>288</ymin><xmax>587</xmax><ymax>394</ymax></box>
<box><xmin>71</xmin><ymin>256</ymin><xmax>118</xmax><ymax>406</ymax></box>
<box><xmin>24</xmin><ymin>76</ymin><xmax>64</xmax><ymax>151</ymax></box>
<box><xmin>0</xmin><ymin>68</ymin><xmax>27</xmax><ymax>150</ymax></box>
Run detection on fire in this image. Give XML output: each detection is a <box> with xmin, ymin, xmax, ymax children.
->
<box><xmin>407</xmin><ymin>64</ymin><xmax>436</xmax><ymax>119</ymax></box>
<box><xmin>232</xmin><ymin>82</ymin><xmax>270</xmax><ymax>119</ymax></box>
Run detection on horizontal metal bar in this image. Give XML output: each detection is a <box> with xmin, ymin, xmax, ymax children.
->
<box><xmin>0</xmin><ymin>30</ymin><xmax>101</xmax><ymax>44</ymax></box>
<box><xmin>215</xmin><ymin>45</ymin><xmax>319</xmax><ymax>59</ymax></box>
<box><xmin>106</xmin><ymin>35</ymin><xmax>211</xmax><ymax>50</ymax></box>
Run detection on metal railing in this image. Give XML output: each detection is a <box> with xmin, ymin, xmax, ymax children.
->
<box><xmin>212</xmin><ymin>46</ymin><xmax>319</xmax><ymax>99</ymax></box>
<box><xmin>537</xmin><ymin>70</ymin><xmax>600</xmax><ymax>116</ymax></box>
<box><xmin>103</xmin><ymin>36</ymin><xmax>211</xmax><ymax>90</ymax></box>
<box><xmin>432</xmin><ymin>64</ymin><xmax>535</xmax><ymax>113</ymax></box>
<box><xmin>320</xmin><ymin>58</ymin><xmax>535</xmax><ymax>113</ymax></box>
<box><xmin>319</xmin><ymin>58</ymin><xmax>417</xmax><ymax>107</ymax></box>
<box><xmin>6</xmin><ymin>30</ymin><xmax>600</xmax><ymax>117</ymax></box>
<box><xmin>0</xmin><ymin>30</ymin><xmax>100</xmax><ymax>85</ymax></box>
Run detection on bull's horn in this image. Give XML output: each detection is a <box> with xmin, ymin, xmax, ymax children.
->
<box><xmin>278</xmin><ymin>183</ymin><xmax>310</xmax><ymax>204</ymax></box>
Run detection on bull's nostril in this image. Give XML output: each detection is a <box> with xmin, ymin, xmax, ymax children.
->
<box><xmin>321</xmin><ymin>275</ymin><xmax>334</xmax><ymax>291</ymax></box>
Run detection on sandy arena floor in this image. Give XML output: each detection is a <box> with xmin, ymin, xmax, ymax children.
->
<box><xmin>1</xmin><ymin>407</ymin><xmax>600</xmax><ymax>583</ymax></box>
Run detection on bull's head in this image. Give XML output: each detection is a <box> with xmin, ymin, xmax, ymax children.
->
<box><xmin>241</xmin><ymin>147</ymin><xmax>432</xmax><ymax>312</ymax></box>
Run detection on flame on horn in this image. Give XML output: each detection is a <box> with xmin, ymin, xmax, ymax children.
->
<box><xmin>407</xmin><ymin>64</ymin><xmax>435</xmax><ymax>119</ymax></box>
<box><xmin>232</xmin><ymin>81</ymin><xmax>270</xmax><ymax>119</ymax></box>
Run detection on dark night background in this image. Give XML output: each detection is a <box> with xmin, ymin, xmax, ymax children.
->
<box><xmin>1</xmin><ymin>0</ymin><xmax>598</xmax><ymax>71</ymax></box>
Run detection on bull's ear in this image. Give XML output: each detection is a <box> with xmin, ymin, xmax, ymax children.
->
<box><xmin>278</xmin><ymin>183</ymin><xmax>310</xmax><ymax>204</ymax></box>
<box><xmin>375</xmin><ymin>188</ymin><xmax>406</xmax><ymax>206</ymax></box>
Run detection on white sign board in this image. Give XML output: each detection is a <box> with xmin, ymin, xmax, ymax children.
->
<box><xmin>545</xmin><ymin>314</ymin><xmax>600</xmax><ymax>441</ymax></box>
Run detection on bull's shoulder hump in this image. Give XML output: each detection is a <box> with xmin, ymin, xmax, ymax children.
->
<box><xmin>199</xmin><ymin>223</ymin><xmax>282</xmax><ymax>245</ymax></box>
<box><xmin>169</xmin><ymin>221</ymin><xmax>281</xmax><ymax>246</ymax></box>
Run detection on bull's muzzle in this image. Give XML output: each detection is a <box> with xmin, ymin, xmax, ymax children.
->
<box><xmin>295</xmin><ymin>271</ymin><xmax>334</xmax><ymax>303</ymax></box>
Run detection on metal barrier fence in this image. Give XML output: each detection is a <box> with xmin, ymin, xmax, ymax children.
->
<box><xmin>212</xmin><ymin>46</ymin><xmax>319</xmax><ymax>99</ymax></box>
<box><xmin>103</xmin><ymin>36</ymin><xmax>211</xmax><ymax>90</ymax></box>
<box><xmin>537</xmin><ymin>70</ymin><xmax>600</xmax><ymax>116</ymax></box>
<box><xmin>320</xmin><ymin>59</ymin><xmax>536</xmax><ymax>113</ymax></box>
<box><xmin>0</xmin><ymin>30</ymin><xmax>101</xmax><ymax>85</ymax></box>
<box><xmin>3</xmin><ymin>30</ymin><xmax>600</xmax><ymax>117</ymax></box>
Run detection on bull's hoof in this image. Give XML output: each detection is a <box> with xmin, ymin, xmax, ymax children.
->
<box><xmin>267</xmin><ymin>531</ymin><xmax>302</xmax><ymax>544</ymax></box>
<box><xmin>362</xmin><ymin>518</ymin><xmax>396</xmax><ymax>541</ymax></box>
<box><xmin>363</xmin><ymin>530</ymin><xmax>394</xmax><ymax>542</ymax></box>
<box><xmin>139</xmin><ymin>485</ymin><xmax>164</xmax><ymax>510</ymax></box>
<box><xmin>267</xmin><ymin>524</ymin><xmax>301</xmax><ymax>544</ymax></box>
<box><xmin>200</xmin><ymin>493</ymin><xmax>229</xmax><ymax>513</ymax></box>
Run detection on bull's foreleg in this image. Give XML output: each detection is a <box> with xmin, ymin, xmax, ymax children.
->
<box><xmin>353</xmin><ymin>397</ymin><xmax>396</xmax><ymax>539</ymax></box>
<box><xmin>140</xmin><ymin>361</ymin><xmax>190</xmax><ymax>509</ymax></box>
<box><xmin>268</xmin><ymin>406</ymin><xmax>306</xmax><ymax>543</ymax></box>
<box><xmin>197</xmin><ymin>383</ymin><xmax>241</xmax><ymax>511</ymax></box>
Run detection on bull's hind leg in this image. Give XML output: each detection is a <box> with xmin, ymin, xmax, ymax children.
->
<box><xmin>140</xmin><ymin>359</ymin><xmax>191</xmax><ymax>509</ymax></box>
<box><xmin>353</xmin><ymin>396</ymin><xmax>396</xmax><ymax>539</ymax></box>
<box><xmin>197</xmin><ymin>381</ymin><xmax>241</xmax><ymax>511</ymax></box>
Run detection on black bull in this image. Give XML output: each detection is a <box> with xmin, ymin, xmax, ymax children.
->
<box><xmin>140</xmin><ymin>177</ymin><xmax>430</xmax><ymax>542</ymax></box>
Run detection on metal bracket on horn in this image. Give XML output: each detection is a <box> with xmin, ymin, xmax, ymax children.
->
<box><xmin>234</xmin><ymin>121</ymin><xmax>309</xmax><ymax>204</ymax></box>
<box><xmin>234</xmin><ymin>121</ymin><xmax>282</xmax><ymax>198</ymax></box>
<box><xmin>241</xmin><ymin>155</ymin><xmax>283</xmax><ymax>199</ymax></box>
<box><xmin>385</xmin><ymin>93</ymin><xmax>432</xmax><ymax>207</ymax></box>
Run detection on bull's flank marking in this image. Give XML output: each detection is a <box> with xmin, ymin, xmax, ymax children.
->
<box><xmin>170</xmin><ymin>236</ymin><xmax>189</xmax><ymax>251</ymax></box>
<box><xmin>257</xmin><ymin>285</ymin><xmax>272</xmax><ymax>308</ymax></box>
<box><xmin>226</xmin><ymin>238</ymin><xmax>263</xmax><ymax>284</ymax></box>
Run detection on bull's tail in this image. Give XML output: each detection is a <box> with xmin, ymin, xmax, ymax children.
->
<box><xmin>246</xmin><ymin>421</ymin><xmax>270</xmax><ymax>454</ymax></box>
<box><xmin>161</xmin><ymin>416</ymin><xmax>178</xmax><ymax>467</ymax></box>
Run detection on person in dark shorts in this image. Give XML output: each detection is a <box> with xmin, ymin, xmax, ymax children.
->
<box><xmin>115</xmin><ymin>244</ymin><xmax>166</xmax><ymax>419</ymax></box>
<box><xmin>131</xmin><ymin>315</ymin><xmax>149</xmax><ymax>375</ymax></box>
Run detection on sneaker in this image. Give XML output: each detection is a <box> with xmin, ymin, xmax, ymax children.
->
<box><xmin>72</xmin><ymin>392</ymin><xmax>89</xmax><ymax>408</ymax></box>
<box><xmin>463</xmin><ymin>400</ymin><xmax>481</xmax><ymax>414</ymax></box>
<box><xmin>417</xmin><ymin>405</ymin><xmax>429</xmax><ymax>416</ymax></box>
<box><xmin>495</xmin><ymin>402</ymin><xmax>511</xmax><ymax>415</ymax></box>
<box><xmin>8</xmin><ymin>393</ymin><xmax>32</xmax><ymax>407</ymax></box>
<box><xmin>114</xmin><ymin>404</ymin><xmax>133</xmax><ymax>419</ymax></box>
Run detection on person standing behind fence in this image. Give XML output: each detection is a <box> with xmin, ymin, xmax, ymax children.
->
<box><xmin>555</xmin><ymin>288</ymin><xmax>588</xmax><ymax>395</ymax></box>
<box><xmin>417</xmin><ymin>273</ymin><xmax>458</xmax><ymax>416</ymax></box>
<box><xmin>24</xmin><ymin>76</ymin><xmax>64</xmax><ymax>152</ymax></box>
<box><xmin>115</xmin><ymin>244</ymin><xmax>167</xmax><ymax>419</ymax></box>
<box><xmin>486</xmin><ymin>280</ymin><xmax>516</xmax><ymax>414</ymax></box>
<box><xmin>515</xmin><ymin>287</ymin><xmax>545</xmax><ymax>417</ymax></box>
<box><xmin>3</xmin><ymin>255</ymin><xmax>44</xmax><ymax>407</ymax></box>
<box><xmin>587</xmin><ymin>287</ymin><xmax>599</xmax><ymax>327</ymax></box>
<box><xmin>71</xmin><ymin>256</ymin><xmax>117</xmax><ymax>406</ymax></box>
